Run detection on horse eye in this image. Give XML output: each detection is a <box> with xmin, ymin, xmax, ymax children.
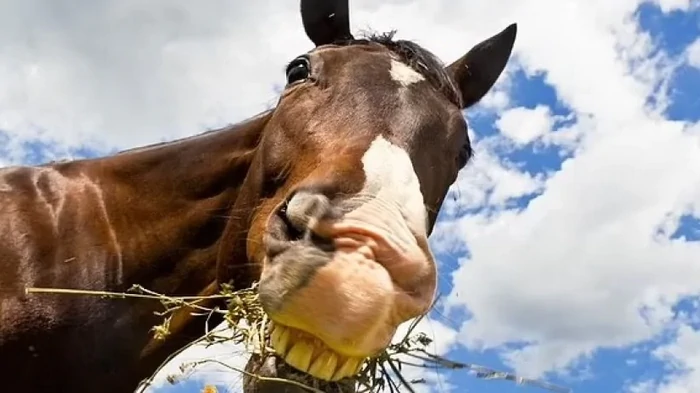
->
<box><xmin>285</xmin><ymin>57</ymin><xmax>310</xmax><ymax>85</ymax></box>
<box><xmin>457</xmin><ymin>142</ymin><xmax>471</xmax><ymax>168</ymax></box>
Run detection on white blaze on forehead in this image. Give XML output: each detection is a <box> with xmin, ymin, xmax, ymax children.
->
<box><xmin>389</xmin><ymin>59</ymin><xmax>425</xmax><ymax>87</ymax></box>
<box><xmin>360</xmin><ymin>135</ymin><xmax>427</xmax><ymax>234</ymax></box>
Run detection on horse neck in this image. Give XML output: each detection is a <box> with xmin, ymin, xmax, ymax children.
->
<box><xmin>76</xmin><ymin>111</ymin><xmax>269</xmax><ymax>296</ymax></box>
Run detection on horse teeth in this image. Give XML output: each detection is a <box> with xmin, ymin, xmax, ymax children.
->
<box><xmin>354</xmin><ymin>359</ymin><xmax>364</xmax><ymax>374</ymax></box>
<box><xmin>333</xmin><ymin>357</ymin><xmax>362</xmax><ymax>381</ymax></box>
<box><xmin>285</xmin><ymin>341</ymin><xmax>314</xmax><ymax>372</ymax></box>
<box><xmin>270</xmin><ymin>324</ymin><xmax>291</xmax><ymax>356</ymax></box>
<box><xmin>277</xmin><ymin>326</ymin><xmax>291</xmax><ymax>354</ymax></box>
<box><xmin>308</xmin><ymin>350</ymin><xmax>338</xmax><ymax>381</ymax></box>
<box><xmin>270</xmin><ymin>325</ymin><xmax>282</xmax><ymax>350</ymax></box>
<box><xmin>270</xmin><ymin>324</ymin><xmax>365</xmax><ymax>381</ymax></box>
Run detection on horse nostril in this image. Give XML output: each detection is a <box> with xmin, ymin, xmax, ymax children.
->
<box><xmin>285</xmin><ymin>191</ymin><xmax>331</xmax><ymax>229</ymax></box>
<box><xmin>277</xmin><ymin>199</ymin><xmax>304</xmax><ymax>241</ymax></box>
<box><xmin>276</xmin><ymin>190</ymin><xmax>336</xmax><ymax>243</ymax></box>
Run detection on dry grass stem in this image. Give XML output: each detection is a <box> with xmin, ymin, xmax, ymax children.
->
<box><xmin>25</xmin><ymin>283</ymin><xmax>572</xmax><ymax>393</ymax></box>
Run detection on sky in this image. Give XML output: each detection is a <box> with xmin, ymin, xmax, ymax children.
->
<box><xmin>1</xmin><ymin>0</ymin><xmax>699</xmax><ymax>392</ymax></box>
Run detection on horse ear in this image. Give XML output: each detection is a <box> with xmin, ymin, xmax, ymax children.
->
<box><xmin>300</xmin><ymin>0</ymin><xmax>354</xmax><ymax>47</ymax></box>
<box><xmin>446</xmin><ymin>23</ymin><xmax>518</xmax><ymax>109</ymax></box>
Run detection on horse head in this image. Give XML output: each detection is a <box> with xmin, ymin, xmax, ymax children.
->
<box><xmin>217</xmin><ymin>0</ymin><xmax>517</xmax><ymax>383</ymax></box>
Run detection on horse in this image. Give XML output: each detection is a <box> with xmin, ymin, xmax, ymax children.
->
<box><xmin>0</xmin><ymin>1</ymin><xmax>517</xmax><ymax>392</ymax></box>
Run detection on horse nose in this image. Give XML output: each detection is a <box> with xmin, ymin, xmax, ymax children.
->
<box><xmin>272</xmin><ymin>189</ymin><xmax>339</xmax><ymax>244</ymax></box>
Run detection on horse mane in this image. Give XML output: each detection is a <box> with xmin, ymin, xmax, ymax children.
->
<box><xmin>336</xmin><ymin>31</ymin><xmax>464</xmax><ymax>107</ymax></box>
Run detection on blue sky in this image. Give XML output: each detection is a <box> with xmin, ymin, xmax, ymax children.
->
<box><xmin>426</xmin><ymin>4</ymin><xmax>700</xmax><ymax>393</ymax></box>
<box><xmin>2</xmin><ymin>1</ymin><xmax>700</xmax><ymax>393</ymax></box>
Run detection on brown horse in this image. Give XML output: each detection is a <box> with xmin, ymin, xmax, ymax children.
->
<box><xmin>0</xmin><ymin>1</ymin><xmax>517</xmax><ymax>392</ymax></box>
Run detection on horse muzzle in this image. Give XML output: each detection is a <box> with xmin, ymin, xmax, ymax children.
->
<box><xmin>258</xmin><ymin>190</ymin><xmax>438</xmax><ymax>381</ymax></box>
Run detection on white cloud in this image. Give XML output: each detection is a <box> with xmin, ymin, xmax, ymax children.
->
<box><xmin>438</xmin><ymin>138</ymin><xmax>546</xmax><ymax>214</ymax></box>
<box><xmin>654</xmin><ymin>0</ymin><xmax>699</xmax><ymax>13</ymax></box>
<box><xmin>432</xmin><ymin>0</ymin><xmax>700</xmax><ymax>382</ymax></box>
<box><xmin>496</xmin><ymin>105</ymin><xmax>553</xmax><ymax>145</ymax></box>
<box><xmin>0</xmin><ymin>0</ymin><xmax>309</xmax><ymax>152</ymax></box>
<box><xmin>687</xmin><ymin>38</ymin><xmax>700</xmax><ymax>69</ymax></box>
<box><xmin>628</xmin><ymin>379</ymin><xmax>658</xmax><ymax>393</ymax></box>
<box><xmin>626</xmin><ymin>323</ymin><xmax>700</xmax><ymax>393</ymax></box>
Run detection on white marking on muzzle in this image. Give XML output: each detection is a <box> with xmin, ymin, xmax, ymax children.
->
<box><xmin>389</xmin><ymin>59</ymin><xmax>425</xmax><ymax>87</ymax></box>
<box><xmin>360</xmin><ymin>135</ymin><xmax>427</xmax><ymax>235</ymax></box>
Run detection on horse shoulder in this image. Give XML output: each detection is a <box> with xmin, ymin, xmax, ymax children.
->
<box><xmin>0</xmin><ymin>164</ymin><xmax>123</xmax><ymax>329</ymax></box>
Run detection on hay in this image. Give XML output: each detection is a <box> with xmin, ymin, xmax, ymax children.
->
<box><xmin>25</xmin><ymin>283</ymin><xmax>572</xmax><ymax>393</ymax></box>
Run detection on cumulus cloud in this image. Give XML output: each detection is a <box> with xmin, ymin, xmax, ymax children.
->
<box><xmin>654</xmin><ymin>0</ymin><xmax>700</xmax><ymax>12</ymax></box>
<box><xmin>687</xmin><ymin>38</ymin><xmax>700</xmax><ymax>69</ymax></box>
<box><xmin>496</xmin><ymin>105</ymin><xmax>553</xmax><ymax>145</ymax></box>
<box><xmin>626</xmin><ymin>323</ymin><xmax>700</xmax><ymax>393</ymax></box>
<box><xmin>0</xmin><ymin>0</ymin><xmax>309</xmax><ymax>152</ymax></box>
<box><xmin>433</xmin><ymin>0</ymin><xmax>700</xmax><ymax>381</ymax></box>
<box><xmin>439</xmin><ymin>140</ymin><xmax>546</xmax><ymax>216</ymax></box>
